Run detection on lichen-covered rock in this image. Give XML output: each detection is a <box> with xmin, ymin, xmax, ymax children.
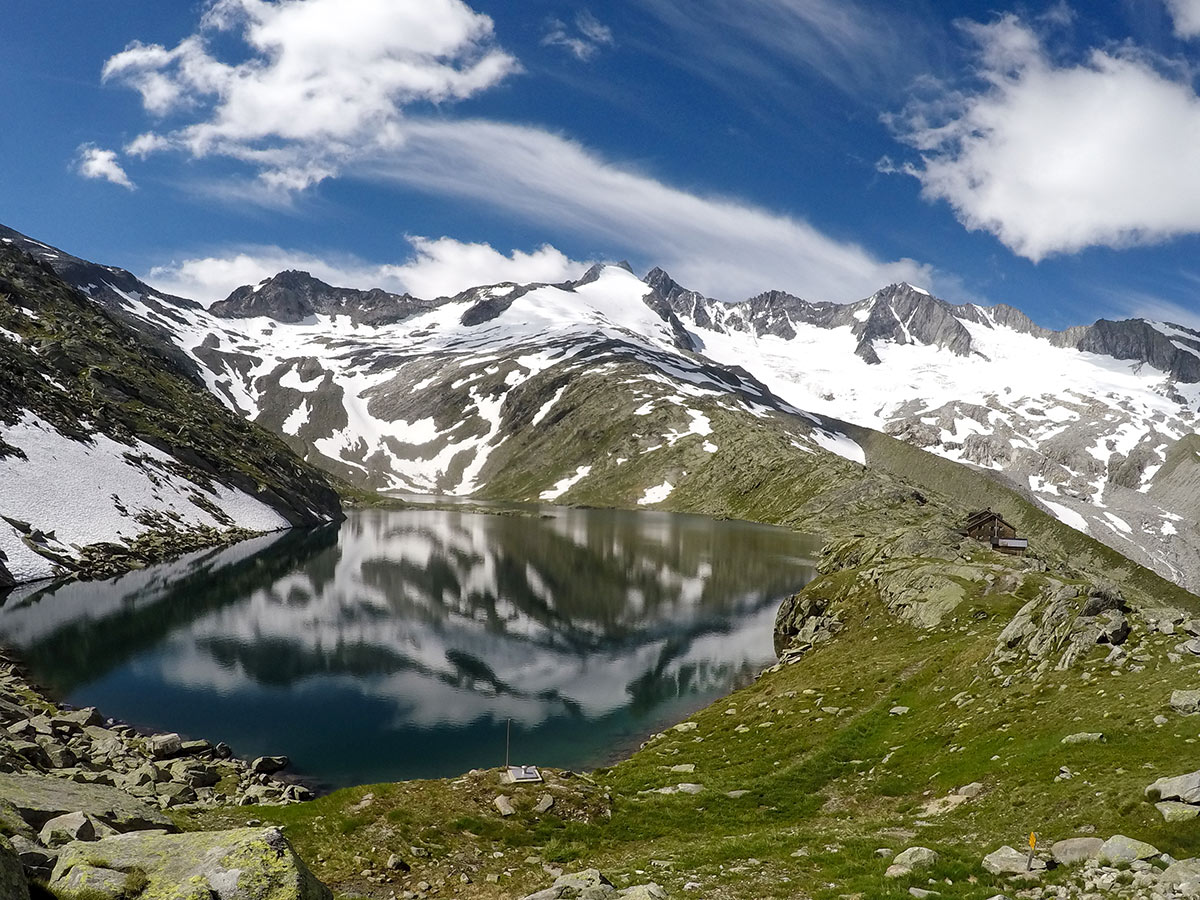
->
<box><xmin>1098</xmin><ymin>834</ymin><xmax>1159</xmax><ymax>864</ymax></box>
<box><xmin>0</xmin><ymin>836</ymin><xmax>29</xmax><ymax>900</ymax></box>
<box><xmin>1156</xmin><ymin>801</ymin><xmax>1200</xmax><ymax>822</ymax></box>
<box><xmin>50</xmin><ymin>827</ymin><xmax>331</xmax><ymax>900</ymax></box>
<box><xmin>521</xmin><ymin>868</ymin><xmax>618</xmax><ymax>899</ymax></box>
<box><xmin>0</xmin><ymin>772</ymin><xmax>174</xmax><ymax>831</ymax></box>
<box><xmin>893</xmin><ymin>847</ymin><xmax>938</xmax><ymax>870</ymax></box>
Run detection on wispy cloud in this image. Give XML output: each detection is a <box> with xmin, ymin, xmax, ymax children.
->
<box><xmin>75</xmin><ymin>144</ymin><xmax>135</xmax><ymax>189</ymax></box>
<box><xmin>541</xmin><ymin>10</ymin><xmax>614</xmax><ymax>61</ymax></box>
<box><xmin>634</xmin><ymin>0</ymin><xmax>932</xmax><ymax>101</ymax></box>
<box><xmin>98</xmin><ymin>0</ymin><xmax>937</xmax><ymax>303</ymax></box>
<box><xmin>356</xmin><ymin>118</ymin><xmax>932</xmax><ymax>301</ymax></box>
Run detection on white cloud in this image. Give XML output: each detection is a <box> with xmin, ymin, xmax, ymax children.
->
<box><xmin>893</xmin><ymin>15</ymin><xmax>1200</xmax><ymax>261</ymax></box>
<box><xmin>75</xmin><ymin>144</ymin><xmax>135</xmax><ymax>189</ymax></box>
<box><xmin>144</xmin><ymin>236</ymin><xmax>588</xmax><ymax>304</ymax></box>
<box><xmin>101</xmin><ymin>0</ymin><xmax>933</xmax><ymax>302</ymax></box>
<box><xmin>357</xmin><ymin>119</ymin><xmax>931</xmax><ymax>301</ymax></box>
<box><xmin>541</xmin><ymin>11</ymin><xmax>614</xmax><ymax>60</ymax></box>
<box><xmin>102</xmin><ymin>0</ymin><xmax>520</xmax><ymax>189</ymax></box>
<box><xmin>1166</xmin><ymin>0</ymin><xmax>1200</xmax><ymax>38</ymax></box>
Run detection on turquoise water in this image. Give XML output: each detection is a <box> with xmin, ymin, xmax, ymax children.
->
<box><xmin>0</xmin><ymin>507</ymin><xmax>819</xmax><ymax>788</ymax></box>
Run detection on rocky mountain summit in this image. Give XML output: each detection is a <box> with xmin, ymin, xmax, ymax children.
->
<box><xmin>211</xmin><ymin>269</ymin><xmax>436</xmax><ymax>327</ymax></box>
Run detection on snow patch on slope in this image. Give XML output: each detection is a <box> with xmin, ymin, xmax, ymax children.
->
<box><xmin>0</xmin><ymin>414</ymin><xmax>289</xmax><ymax>583</ymax></box>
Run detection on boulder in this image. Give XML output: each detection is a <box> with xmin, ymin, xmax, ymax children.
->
<box><xmin>38</xmin><ymin>811</ymin><xmax>96</xmax><ymax>848</ymax></box>
<box><xmin>147</xmin><ymin>733</ymin><xmax>182</xmax><ymax>759</ymax></box>
<box><xmin>521</xmin><ymin>868</ymin><xmax>617</xmax><ymax>899</ymax></box>
<box><xmin>1098</xmin><ymin>834</ymin><xmax>1159</xmax><ymax>864</ymax></box>
<box><xmin>893</xmin><ymin>847</ymin><xmax>938</xmax><ymax>870</ymax></box>
<box><xmin>1051</xmin><ymin>837</ymin><xmax>1103</xmax><ymax>865</ymax></box>
<box><xmin>9</xmin><ymin>835</ymin><xmax>56</xmax><ymax>880</ymax></box>
<box><xmin>52</xmin><ymin>862</ymin><xmax>131</xmax><ymax>897</ymax></box>
<box><xmin>1097</xmin><ymin>610</ymin><xmax>1130</xmax><ymax>645</ymax></box>
<box><xmin>0</xmin><ymin>773</ymin><xmax>175</xmax><ymax>831</ymax></box>
<box><xmin>494</xmin><ymin>795</ymin><xmax>515</xmax><ymax>816</ymax></box>
<box><xmin>37</xmin><ymin>740</ymin><xmax>77</xmax><ymax>769</ymax></box>
<box><xmin>1161</xmin><ymin>859</ymin><xmax>1200</xmax><ymax>887</ymax></box>
<box><xmin>1060</xmin><ymin>732</ymin><xmax>1103</xmax><ymax>744</ymax></box>
<box><xmin>619</xmin><ymin>885</ymin><xmax>666</xmax><ymax>900</ymax></box>
<box><xmin>1170</xmin><ymin>690</ymin><xmax>1200</xmax><ymax>715</ymax></box>
<box><xmin>982</xmin><ymin>846</ymin><xmax>1045</xmax><ymax>875</ymax></box>
<box><xmin>50</xmin><ymin>827</ymin><xmax>331</xmax><ymax>900</ymax></box>
<box><xmin>251</xmin><ymin>755</ymin><xmax>289</xmax><ymax>775</ymax></box>
<box><xmin>1156</xmin><ymin>801</ymin><xmax>1200</xmax><ymax>822</ymax></box>
<box><xmin>1147</xmin><ymin>770</ymin><xmax>1200</xmax><ymax>804</ymax></box>
<box><xmin>54</xmin><ymin>708</ymin><xmax>101</xmax><ymax>728</ymax></box>
<box><xmin>0</xmin><ymin>836</ymin><xmax>29</xmax><ymax>900</ymax></box>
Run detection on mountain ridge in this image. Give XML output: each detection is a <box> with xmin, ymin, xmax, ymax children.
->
<box><xmin>4</xmin><ymin>221</ymin><xmax>1200</xmax><ymax>591</ymax></box>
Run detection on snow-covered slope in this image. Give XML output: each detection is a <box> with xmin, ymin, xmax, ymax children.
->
<box><xmin>0</xmin><ymin>244</ymin><xmax>342</xmax><ymax>587</ymax></box>
<box><xmin>655</xmin><ymin>274</ymin><xmax>1200</xmax><ymax>589</ymax></box>
<box><xmin>26</xmin><ymin>255</ymin><xmax>861</xmax><ymax>500</ymax></box>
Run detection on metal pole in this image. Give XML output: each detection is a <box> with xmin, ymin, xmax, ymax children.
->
<box><xmin>505</xmin><ymin>717</ymin><xmax>511</xmax><ymax>769</ymax></box>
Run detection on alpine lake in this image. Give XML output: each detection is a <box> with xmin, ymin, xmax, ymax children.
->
<box><xmin>0</xmin><ymin>506</ymin><xmax>820</xmax><ymax>790</ymax></box>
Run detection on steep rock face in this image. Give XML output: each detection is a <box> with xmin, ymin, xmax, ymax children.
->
<box><xmin>850</xmin><ymin>284</ymin><xmax>975</xmax><ymax>360</ymax></box>
<box><xmin>211</xmin><ymin>270</ymin><xmax>434</xmax><ymax>326</ymax></box>
<box><xmin>1077</xmin><ymin>319</ymin><xmax>1200</xmax><ymax>383</ymax></box>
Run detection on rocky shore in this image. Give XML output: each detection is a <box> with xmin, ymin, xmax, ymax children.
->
<box><xmin>0</xmin><ymin>645</ymin><xmax>328</xmax><ymax>898</ymax></box>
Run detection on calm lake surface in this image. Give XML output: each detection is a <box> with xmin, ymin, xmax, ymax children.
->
<box><xmin>0</xmin><ymin>508</ymin><xmax>820</xmax><ymax>788</ymax></box>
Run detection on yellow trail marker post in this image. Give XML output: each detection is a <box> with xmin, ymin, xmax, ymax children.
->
<box><xmin>1026</xmin><ymin>832</ymin><xmax>1037</xmax><ymax>871</ymax></box>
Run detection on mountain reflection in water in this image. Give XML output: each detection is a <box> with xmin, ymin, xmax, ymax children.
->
<box><xmin>0</xmin><ymin>508</ymin><xmax>820</xmax><ymax>786</ymax></box>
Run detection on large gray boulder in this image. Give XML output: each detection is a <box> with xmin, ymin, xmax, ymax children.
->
<box><xmin>0</xmin><ymin>836</ymin><xmax>29</xmax><ymax>900</ymax></box>
<box><xmin>1148</xmin><ymin>769</ymin><xmax>1200</xmax><ymax>804</ymax></box>
<box><xmin>982</xmin><ymin>846</ymin><xmax>1045</xmax><ymax>875</ymax></box>
<box><xmin>0</xmin><ymin>773</ymin><xmax>174</xmax><ymax>832</ymax></box>
<box><xmin>50</xmin><ymin>827</ymin><xmax>331</xmax><ymax>900</ymax></box>
<box><xmin>38</xmin><ymin>811</ymin><xmax>98</xmax><ymax>847</ymax></box>
<box><xmin>1051</xmin><ymin>837</ymin><xmax>1103</xmax><ymax>865</ymax></box>
<box><xmin>1098</xmin><ymin>835</ymin><xmax>1160</xmax><ymax>864</ymax></box>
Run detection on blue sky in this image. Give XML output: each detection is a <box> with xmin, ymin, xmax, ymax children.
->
<box><xmin>4</xmin><ymin>0</ymin><xmax>1200</xmax><ymax>328</ymax></box>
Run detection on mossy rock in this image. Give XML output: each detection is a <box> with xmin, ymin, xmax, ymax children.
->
<box><xmin>50</xmin><ymin>827</ymin><xmax>331</xmax><ymax>900</ymax></box>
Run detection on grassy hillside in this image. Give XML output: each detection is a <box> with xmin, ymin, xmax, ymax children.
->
<box><xmin>174</xmin><ymin>357</ymin><xmax>1200</xmax><ymax>900</ymax></box>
